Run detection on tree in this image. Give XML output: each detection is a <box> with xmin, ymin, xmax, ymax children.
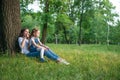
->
<box><xmin>19</xmin><ymin>0</ymin><xmax>118</xmax><ymax>45</ymax></box>
<box><xmin>78</xmin><ymin>0</ymin><xmax>86</xmax><ymax>45</ymax></box>
<box><xmin>55</xmin><ymin>14</ymin><xmax>73</xmax><ymax>44</ymax></box>
<box><xmin>40</xmin><ymin>0</ymin><xmax>70</xmax><ymax>44</ymax></box>
<box><xmin>110</xmin><ymin>20</ymin><xmax>120</xmax><ymax>44</ymax></box>
<box><xmin>0</xmin><ymin>0</ymin><xmax>21</xmax><ymax>55</ymax></box>
<box><xmin>41</xmin><ymin>0</ymin><xmax>49</xmax><ymax>44</ymax></box>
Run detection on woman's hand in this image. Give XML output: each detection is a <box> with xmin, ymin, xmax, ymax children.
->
<box><xmin>24</xmin><ymin>33</ymin><xmax>29</xmax><ymax>39</ymax></box>
<box><xmin>26</xmin><ymin>33</ymin><xmax>30</xmax><ymax>38</ymax></box>
<box><xmin>21</xmin><ymin>38</ymin><xmax>27</xmax><ymax>48</ymax></box>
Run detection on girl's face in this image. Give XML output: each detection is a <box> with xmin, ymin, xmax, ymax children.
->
<box><xmin>23</xmin><ymin>29</ymin><xmax>29</xmax><ymax>38</ymax></box>
<box><xmin>34</xmin><ymin>30</ymin><xmax>40</xmax><ymax>37</ymax></box>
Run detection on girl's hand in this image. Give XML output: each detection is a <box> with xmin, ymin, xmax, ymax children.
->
<box><xmin>45</xmin><ymin>46</ymin><xmax>49</xmax><ymax>49</ymax></box>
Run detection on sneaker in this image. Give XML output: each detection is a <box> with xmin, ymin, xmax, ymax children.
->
<box><xmin>59</xmin><ymin>59</ymin><xmax>70</xmax><ymax>65</ymax></box>
<box><xmin>40</xmin><ymin>58</ymin><xmax>46</xmax><ymax>62</ymax></box>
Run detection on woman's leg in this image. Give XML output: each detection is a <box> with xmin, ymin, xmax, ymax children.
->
<box><xmin>26</xmin><ymin>51</ymin><xmax>40</xmax><ymax>57</ymax></box>
<box><xmin>26</xmin><ymin>51</ymin><xmax>46</xmax><ymax>62</ymax></box>
<box><xmin>47</xmin><ymin>49</ymin><xmax>59</xmax><ymax>57</ymax></box>
<box><xmin>46</xmin><ymin>49</ymin><xmax>70</xmax><ymax>65</ymax></box>
<box><xmin>44</xmin><ymin>50</ymin><xmax>59</xmax><ymax>61</ymax></box>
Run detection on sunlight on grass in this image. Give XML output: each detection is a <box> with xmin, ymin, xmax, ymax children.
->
<box><xmin>0</xmin><ymin>44</ymin><xmax>120</xmax><ymax>80</ymax></box>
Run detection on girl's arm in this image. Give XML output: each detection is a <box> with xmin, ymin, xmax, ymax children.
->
<box><xmin>38</xmin><ymin>39</ymin><xmax>43</xmax><ymax>46</ymax></box>
<box><xmin>31</xmin><ymin>38</ymin><xmax>41</xmax><ymax>48</ymax></box>
<box><xmin>38</xmin><ymin>38</ymin><xmax>49</xmax><ymax>49</ymax></box>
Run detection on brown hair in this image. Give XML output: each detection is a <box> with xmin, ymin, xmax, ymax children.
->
<box><xmin>17</xmin><ymin>28</ymin><xmax>28</xmax><ymax>52</ymax></box>
<box><xmin>19</xmin><ymin>28</ymin><xmax>28</xmax><ymax>37</ymax></box>
<box><xmin>30</xmin><ymin>28</ymin><xmax>39</xmax><ymax>37</ymax></box>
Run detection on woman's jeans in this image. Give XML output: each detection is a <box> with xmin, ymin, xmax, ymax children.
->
<box><xmin>44</xmin><ymin>49</ymin><xmax>59</xmax><ymax>60</ymax></box>
<box><xmin>26</xmin><ymin>49</ymin><xmax>59</xmax><ymax>61</ymax></box>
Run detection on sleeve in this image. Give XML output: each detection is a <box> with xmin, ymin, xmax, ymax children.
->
<box><xmin>18</xmin><ymin>37</ymin><xmax>23</xmax><ymax>48</ymax></box>
<box><xmin>31</xmin><ymin>38</ymin><xmax>35</xmax><ymax>44</ymax></box>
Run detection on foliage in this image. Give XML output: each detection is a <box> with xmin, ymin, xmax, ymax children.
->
<box><xmin>20</xmin><ymin>0</ymin><xmax>120</xmax><ymax>44</ymax></box>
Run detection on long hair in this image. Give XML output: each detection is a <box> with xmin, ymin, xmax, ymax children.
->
<box><xmin>19</xmin><ymin>28</ymin><xmax>28</xmax><ymax>37</ymax></box>
<box><xmin>17</xmin><ymin>28</ymin><xmax>28</xmax><ymax>53</ymax></box>
<box><xmin>30</xmin><ymin>28</ymin><xmax>39</xmax><ymax>38</ymax></box>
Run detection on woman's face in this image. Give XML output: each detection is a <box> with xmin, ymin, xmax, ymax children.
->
<box><xmin>23</xmin><ymin>29</ymin><xmax>29</xmax><ymax>38</ymax></box>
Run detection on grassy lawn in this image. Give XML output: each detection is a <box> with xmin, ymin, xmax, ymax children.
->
<box><xmin>0</xmin><ymin>44</ymin><xmax>120</xmax><ymax>80</ymax></box>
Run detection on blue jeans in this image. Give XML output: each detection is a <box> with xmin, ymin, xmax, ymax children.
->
<box><xmin>26</xmin><ymin>51</ymin><xmax>40</xmax><ymax>57</ymax></box>
<box><xmin>44</xmin><ymin>49</ymin><xmax>59</xmax><ymax>60</ymax></box>
<box><xmin>29</xmin><ymin>46</ymin><xmax>37</xmax><ymax>52</ymax></box>
<box><xmin>26</xmin><ymin>49</ymin><xmax>59</xmax><ymax>61</ymax></box>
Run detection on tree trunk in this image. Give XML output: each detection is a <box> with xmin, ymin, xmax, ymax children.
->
<box><xmin>78</xmin><ymin>0</ymin><xmax>85</xmax><ymax>46</ymax></box>
<box><xmin>42</xmin><ymin>23</ymin><xmax>48</xmax><ymax>44</ymax></box>
<box><xmin>63</xmin><ymin>27</ymin><xmax>69</xmax><ymax>44</ymax></box>
<box><xmin>0</xmin><ymin>0</ymin><xmax>21</xmax><ymax>55</ymax></box>
<box><xmin>41</xmin><ymin>0</ymin><xmax>49</xmax><ymax>44</ymax></box>
<box><xmin>78</xmin><ymin>12</ymin><xmax>83</xmax><ymax>46</ymax></box>
<box><xmin>107</xmin><ymin>25</ymin><xmax>110</xmax><ymax>46</ymax></box>
<box><xmin>55</xmin><ymin>34</ymin><xmax>58</xmax><ymax>44</ymax></box>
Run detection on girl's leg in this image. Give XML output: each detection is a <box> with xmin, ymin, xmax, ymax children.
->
<box><xmin>39</xmin><ymin>48</ymin><xmax>45</xmax><ymax>62</ymax></box>
<box><xmin>37</xmin><ymin>48</ymin><xmax>44</xmax><ymax>59</ymax></box>
<box><xmin>40</xmin><ymin>48</ymin><xmax>45</xmax><ymax>59</ymax></box>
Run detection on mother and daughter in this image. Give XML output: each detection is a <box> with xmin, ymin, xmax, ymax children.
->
<box><xmin>18</xmin><ymin>28</ymin><xmax>70</xmax><ymax>65</ymax></box>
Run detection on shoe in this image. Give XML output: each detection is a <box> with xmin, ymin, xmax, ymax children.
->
<box><xmin>40</xmin><ymin>58</ymin><xmax>46</xmax><ymax>62</ymax></box>
<box><xmin>59</xmin><ymin>59</ymin><xmax>70</xmax><ymax>65</ymax></box>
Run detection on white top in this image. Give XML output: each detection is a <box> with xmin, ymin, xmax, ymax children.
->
<box><xmin>18</xmin><ymin>37</ymin><xmax>30</xmax><ymax>54</ymax></box>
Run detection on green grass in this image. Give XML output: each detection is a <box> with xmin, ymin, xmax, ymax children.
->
<box><xmin>0</xmin><ymin>44</ymin><xmax>120</xmax><ymax>80</ymax></box>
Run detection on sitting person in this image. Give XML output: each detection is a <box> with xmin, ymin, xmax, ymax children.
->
<box><xmin>18</xmin><ymin>28</ymin><xmax>70</xmax><ymax>65</ymax></box>
<box><xmin>29</xmin><ymin>28</ymin><xmax>46</xmax><ymax>62</ymax></box>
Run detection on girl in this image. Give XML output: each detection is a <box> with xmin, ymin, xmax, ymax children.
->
<box><xmin>29</xmin><ymin>28</ymin><xmax>46</xmax><ymax>62</ymax></box>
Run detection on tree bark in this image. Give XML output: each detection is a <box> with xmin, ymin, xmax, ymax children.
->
<box><xmin>41</xmin><ymin>0</ymin><xmax>49</xmax><ymax>44</ymax></box>
<box><xmin>0</xmin><ymin>0</ymin><xmax>21</xmax><ymax>55</ymax></box>
<box><xmin>63</xmin><ymin>27</ymin><xmax>69</xmax><ymax>44</ymax></box>
<box><xmin>78</xmin><ymin>0</ymin><xmax>85</xmax><ymax>46</ymax></box>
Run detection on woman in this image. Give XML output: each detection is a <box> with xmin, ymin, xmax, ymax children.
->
<box><xmin>18</xmin><ymin>28</ymin><xmax>70</xmax><ymax>65</ymax></box>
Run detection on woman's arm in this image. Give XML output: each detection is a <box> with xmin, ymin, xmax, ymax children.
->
<box><xmin>21</xmin><ymin>38</ymin><xmax>27</xmax><ymax>48</ymax></box>
<box><xmin>18</xmin><ymin>37</ymin><xmax>26</xmax><ymax>48</ymax></box>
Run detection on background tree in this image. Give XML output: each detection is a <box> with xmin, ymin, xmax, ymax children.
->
<box><xmin>41</xmin><ymin>0</ymin><xmax>49</xmax><ymax>44</ymax></box>
<box><xmin>20</xmin><ymin>0</ymin><xmax>119</xmax><ymax>45</ymax></box>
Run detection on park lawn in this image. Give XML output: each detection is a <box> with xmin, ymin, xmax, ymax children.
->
<box><xmin>0</xmin><ymin>44</ymin><xmax>120</xmax><ymax>80</ymax></box>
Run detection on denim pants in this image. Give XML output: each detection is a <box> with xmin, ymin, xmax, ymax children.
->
<box><xmin>26</xmin><ymin>49</ymin><xmax>59</xmax><ymax>61</ymax></box>
<box><xmin>26</xmin><ymin>51</ymin><xmax>40</xmax><ymax>57</ymax></box>
<box><xmin>44</xmin><ymin>49</ymin><xmax>59</xmax><ymax>60</ymax></box>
